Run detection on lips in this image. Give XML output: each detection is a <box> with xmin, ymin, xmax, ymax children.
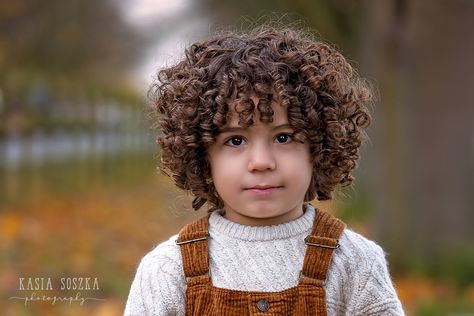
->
<box><xmin>245</xmin><ymin>185</ymin><xmax>282</xmax><ymax>196</ymax></box>
<box><xmin>245</xmin><ymin>185</ymin><xmax>282</xmax><ymax>190</ymax></box>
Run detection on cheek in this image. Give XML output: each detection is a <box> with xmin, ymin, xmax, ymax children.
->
<box><xmin>208</xmin><ymin>152</ymin><xmax>234</xmax><ymax>186</ymax></box>
<box><xmin>210</xmin><ymin>162</ymin><xmax>239</xmax><ymax>199</ymax></box>
<box><xmin>287</xmin><ymin>148</ymin><xmax>313</xmax><ymax>184</ymax></box>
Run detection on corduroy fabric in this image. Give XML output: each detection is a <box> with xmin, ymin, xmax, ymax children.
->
<box><xmin>177</xmin><ymin>207</ymin><xmax>346</xmax><ymax>316</ymax></box>
<box><xmin>176</xmin><ymin>216</ymin><xmax>211</xmax><ymax>278</ymax></box>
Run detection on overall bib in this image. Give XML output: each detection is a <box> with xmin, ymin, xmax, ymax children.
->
<box><xmin>176</xmin><ymin>206</ymin><xmax>345</xmax><ymax>316</ymax></box>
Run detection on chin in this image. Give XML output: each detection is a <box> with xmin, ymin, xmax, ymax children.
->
<box><xmin>249</xmin><ymin>208</ymin><xmax>283</xmax><ymax>218</ymax></box>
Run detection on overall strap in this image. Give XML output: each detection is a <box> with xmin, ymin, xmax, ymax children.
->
<box><xmin>176</xmin><ymin>214</ymin><xmax>211</xmax><ymax>278</ymax></box>
<box><xmin>300</xmin><ymin>207</ymin><xmax>346</xmax><ymax>283</ymax></box>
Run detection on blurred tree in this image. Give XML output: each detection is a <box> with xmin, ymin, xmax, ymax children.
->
<box><xmin>0</xmin><ymin>0</ymin><xmax>146</xmax><ymax>136</ymax></box>
<box><xmin>359</xmin><ymin>0</ymin><xmax>474</xmax><ymax>274</ymax></box>
<box><xmin>0</xmin><ymin>0</ymin><xmax>143</xmax><ymax>82</ymax></box>
<box><xmin>202</xmin><ymin>0</ymin><xmax>368</xmax><ymax>58</ymax></box>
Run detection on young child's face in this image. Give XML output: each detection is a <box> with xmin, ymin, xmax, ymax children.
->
<box><xmin>207</xmin><ymin>96</ymin><xmax>313</xmax><ymax>226</ymax></box>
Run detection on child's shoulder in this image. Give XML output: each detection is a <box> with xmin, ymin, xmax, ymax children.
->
<box><xmin>340</xmin><ymin>227</ymin><xmax>386</xmax><ymax>256</ymax></box>
<box><xmin>325</xmin><ymin>227</ymin><xmax>403</xmax><ymax>314</ymax></box>
<box><xmin>136</xmin><ymin>234</ymin><xmax>183</xmax><ymax>275</ymax></box>
<box><xmin>339</xmin><ymin>227</ymin><xmax>387</xmax><ymax>261</ymax></box>
<box><xmin>334</xmin><ymin>226</ymin><xmax>390</xmax><ymax>276</ymax></box>
<box><xmin>126</xmin><ymin>235</ymin><xmax>186</xmax><ymax>315</ymax></box>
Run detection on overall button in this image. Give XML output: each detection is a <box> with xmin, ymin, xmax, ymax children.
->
<box><xmin>257</xmin><ymin>299</ymin><xmax>270</xmax><ymax>312</ymax></box>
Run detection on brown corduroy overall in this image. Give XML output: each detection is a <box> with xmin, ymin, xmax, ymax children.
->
<box><xmin>176</xmin><ymin>207</ymin><xmax>346</xmax><ymax>316</ymax></box>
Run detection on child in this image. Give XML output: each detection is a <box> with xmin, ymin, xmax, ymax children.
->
<box><xmin>124</xmin><ymin>25</ymin><xmax>405</xmax><ymax>315</ymax></box>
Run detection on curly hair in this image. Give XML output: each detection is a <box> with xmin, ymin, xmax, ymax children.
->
<box><xmin>150</xmin><ymin>25</ymin><xmax>373</xmax><ymax>212</ymax></box>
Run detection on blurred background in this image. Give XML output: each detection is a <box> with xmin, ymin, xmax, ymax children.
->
<box><xmin>1</xmin><ymin>0</ymin><xmax>473</xmax><ymax>315</ymax></box>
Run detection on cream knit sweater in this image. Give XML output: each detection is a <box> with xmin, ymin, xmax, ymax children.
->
<box><xmin>124</xmin><ymin>204</ymin><xmax>405</xmax><ymax>315</ymax></box>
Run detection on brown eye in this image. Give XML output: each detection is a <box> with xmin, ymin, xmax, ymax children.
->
<box><xmin>276</xmin><ymin>133</ymin><xmax>293</xmax><ymax>144</ymax></box>
<box><xmin>225</xmin><ymin>136</ymin><xmax>246</xmax><ymax>147</ymax></box>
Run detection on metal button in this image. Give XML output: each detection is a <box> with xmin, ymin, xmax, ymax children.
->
<box><xmin>257</xmin><ymin>299</ymin><xmax>269</xmax><ymax>312</ymax></box>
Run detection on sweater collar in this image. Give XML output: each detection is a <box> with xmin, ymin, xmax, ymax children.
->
<box><xmin>208</xmin><ymin>203</ymin><xmax>315</xmax><ymax>241</ymax></box>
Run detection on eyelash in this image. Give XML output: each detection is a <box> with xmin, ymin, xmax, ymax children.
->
<box><xmin>224</xmin><ymin>133</ymin><xmax>294</xmax><ymax>147</ymax></box>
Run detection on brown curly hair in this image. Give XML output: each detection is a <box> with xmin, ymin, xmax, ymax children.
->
<box><xmin>150</xmin><ymin>25</ymin><xmax>373</xmax><ymax>212</ymax></box>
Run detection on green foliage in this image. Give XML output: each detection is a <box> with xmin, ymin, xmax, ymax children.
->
<box><xmin>398</xmin><ymin>247</ymin><xmax>474</xmax><ymax>291</ymax></box>
<box><xmin>415</xmin><ymin>300</ymin><xmax>474</xmax><ymax>316</ymax></box>
<box><xmin>429</xmin><ymin>247</ymin><xmax>474</xmax><ymax>290</ymax></box>
<box><xmin>337</xmin><ymin>185</ymin><xmax>373</xmax><ymax>223</ymax></box>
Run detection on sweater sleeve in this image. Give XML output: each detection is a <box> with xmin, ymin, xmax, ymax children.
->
<box><xmin>124</xmin><ymin>237</ymin><xmax>186</xmax><ymax>316</ymax></box>
<box><xmin>350</xmin><ymin>244</ymin><xmax>405</xmax><ymax>316</ymax></box>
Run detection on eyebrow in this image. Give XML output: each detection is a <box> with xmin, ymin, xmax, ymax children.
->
<box><xmin>219</xmin><ymin>123</ymin><xmax>292</xmax><ymax>133</ymax></box>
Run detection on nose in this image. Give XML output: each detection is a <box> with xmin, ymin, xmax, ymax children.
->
<box><xmin>247</xmin><ymin>142</ymin><xmax>276</xmax><ymax>172</ymax></box>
